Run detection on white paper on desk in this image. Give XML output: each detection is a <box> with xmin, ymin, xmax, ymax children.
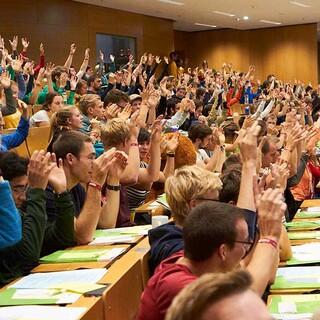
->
<box><xmin>272</xmin><ymin>314</ymin><xmax>313</xmax><ymax>320</ymax></box>
<box><xmin>12</xmin><ymin>288</ymin><xmax>81</xmax><ymax>304</ymax></box>
<box><xmin>277</xmin><ymin>266</ymin><xmax>320</xmax><ymax>278</ymax></box>
<box><xmin>9</xmin><ymin>269</ymin><xmax>107</xmax><ymax>290</ymax></box>
<box><xmin>97</xmin><ymin>247</ymin><xmax>126</xmax><ymax>261</ymax></box>
<box><xmin>0</xmin><ymin>306</ymin><xmax>87</xmax><ymax>320</ymax></box>
<box><xmin>104</xmin><ymin>225</ymin><xmax>152</xmax><ymax>236</ymax></box>
<box><xmin>89</xmin><ymin>235</ymin><xmax>135</xmax><ymax>245</ymax></box>
<box><xmin>305</xmin><ymin>207</ymin><xmax>320</xmax><ymax>212</ymax></box>
<box><xmin>293</xmin><ymin>242</ymin><xmax>320</xmax><ymax>253</ymax></box>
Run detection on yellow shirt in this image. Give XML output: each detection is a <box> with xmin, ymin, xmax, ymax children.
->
<box><xmin>3</xmin><ymin>110</ymin><xmax>21</xmax><ymax>129</ymax></box>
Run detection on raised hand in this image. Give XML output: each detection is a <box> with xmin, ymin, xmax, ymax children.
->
<box><xmin>69</xmin><ymin>74</ymin><xmax>78</xmax><ymax>90</ymax></box>
<box><xmin>9</xmin><ymin>36</ymin><xmax>18</xmax><ymax>51</ymax></box>
<box><xmin>48</xmin><ymin>155</ymin><xmax>67</xmax><ymax>194</ymax></box>
<box><xmin>129</xmin><ymin>109</ymin><xmax>141</xmax><ymax>139</ymax></box>
<box><xmin>0</xmin><ymin>71</ymin><xmax>11</xmax><ymax>89</ymax></box>
<box><xmin>104</xmin><ymin>104</ymin><xmax>120</xmax><ymax>120</ymax></box>
<box><xmin>0</xmin><ymin>35</ymin><xmax>4</xmax><ymax>49</ymax></box>
<box><xmin>118</xmin><ymin>104</ymin><xmax>132</xmax><ymax>120</ymax></box>
<box><xmin>11</xmin><ymin>56</ymin><xmax>24</xmax><ymax>73</ymax></box>
<box><xmin>69</xmin><ymin>43</ymin><xmax>76</xmax><ymax>55</ymax></box>
<box><xmin>140</xmin><ymin>52</ymin><xmax>148</xmax><ymax>65</ymax></box>
<box><xmin>45</xmin><ymin>62</ymin><xmax>55</xmax><ymax>79</ymax></box>
<box><xmin>155</xmin><ymin>56</ymin><xmax>161</xmax><ymax>64</ymax></box>
<box><xmin>159</xmin><ymin>77</ymin><xmax>170</xmax><ymax>97</ymax></box>
<box><xmin>164</xmin><ymin>56</ymin><xmax>169</xmax><ymax>64</ymax></box>
<box><xmin>166</xmin><ymin>132</ymin><xmax>179</xmax><ymax>153</ymax></box>
<box><xmin>40</xmin><ymin>43</ymin><xmax>45</xmax><ymax>55</ymax></box>
<box><xmin>28</xmin><ymin>150</ymin><xmax>57</xmax><ymax>190</ymax></box>
<box><xmin>107</xmin><ymin>151</ymin><xmax>128</xmax><ymax>180</ymax></box>
<box><xmin>257</xmin><ymin>188</ymin><xmax>286</xmax><ymax>242</ymax></box>
<box><xmin>239</xmin><ymin>121</ymin><xmax>261</xmax><ymax>164</ymax></box>
<box><xmin>99</xmin><ymin>50</ymin><xmax>104</xmax><ymax>62</ymax></box>
<box><xmin>21</xmin><ymin>37</ymin><xmax>30</xmax><ymax>51</ymax></box>
<box><xmin>84</xmin><ymin>48</ymin><xmax>90</xmax><ymax>60</ymax></box>
<box><xmin>23</xmin><ymin>61</ymin><xmax>35</xmax><ymax>75</ymax></box>
<box><xmin>109</xmin><ymin>54</ymin><xmax>115</xmax><ymax>63</ymax></box>
<box><xmin>92</xmin><ymin>148</ymin><xmax>117</xmax><ymax>185</ymax></box>
<box><xmin>17</xmin><ymin>100</ymin><xmax>29</xmax><ymax>119</ymax></box>
<box><xmin>150</xmin><ymin>116</ymin><xmax>164</xmax><ymax>143</ymax></box>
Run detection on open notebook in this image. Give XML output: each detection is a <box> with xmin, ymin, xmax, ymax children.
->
<box><xmin>40</xmin><ymin>247</ymin><xmax>126</xmax><ymax>263</ymax></box>
<box><xmin>268</xmin><ymin>294</ymin><xmax>320</xmax><ymax>319</ymax></box>
<box><xmin>90</xmin><ymin>225</ymin><xmax>152</xmax><ymax>245</ymax></box>
<box><xmin>286</xmin><ymin>243</ymin><xmax>320</xmax><ymax>265</ymax></box>
<box><xmin>271</xmin><ymin>266</ymin><xmax>320</xmax><ymax>291</ymax></box>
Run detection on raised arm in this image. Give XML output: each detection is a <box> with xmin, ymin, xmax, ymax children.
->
<box><xmin>64</xmin><ymin>43</ymin><xmax>76</xmax><ymax>71</ymax></box>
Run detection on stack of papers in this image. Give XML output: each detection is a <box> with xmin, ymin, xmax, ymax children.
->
<box><xmin>0</xmin><ymin>306</ymin><xmax>87</xmax><ymax>320</ymax></box>
<box><xmin>269</xmin><ymin>294</ymin><xmax>320</xmax><ymax>320</ymax></box>
<box><xmin>2</xmin><ymin>269</ymin><xmax>107</xmax><ymax>306</ymax></box>
<box><xmin>287</xmin><ymin>243</ymin><xmax>320</xmax><ymax>265</ymax></box>
<box><xmin>288</xmin><ymin>231</ymin><xmax>320</xmax><ymax>241</ymax></box>
<box><xmin>40</xmin><ymin>247</ymin><xmax>126</xmax><ymax>263</ymax></box>
<box><xmin>90</xmin><ymin>225</ymin><xmax>151</xmax><ymax>245</ymax></box>
<box><xmin>295</xmin><ymin>209</ymin><xmax>320</xmax><ymax>219</ymax></box>
<box><xmin>285</xmin><ymin>221</ymin><xmax>320</xmax><ymax>231</ymax></box>
<box><xmin>271</xmin><ymin>266</ymin><xmax>320</xmax><ymax>291</ymax></box>
<box><xmin>9</xmin><ymin>269</ymin><xmax>107</xmax><ymax>294</ymax></box>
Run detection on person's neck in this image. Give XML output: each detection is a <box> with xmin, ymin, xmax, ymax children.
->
<box><xmin>177</xmin><ymin>256</ymin><xmax>224</xmax><ymax>277</ymax></box>
<box><xmin>89</xmin><ymin>86</ymin><xmax>97</xmax><ymax>93</ymax></box>
<box><xmin>65</xmin><ymin>168</ymin><xmax>80</xmax><ymax>190</ymax></box>
<box><xmin>193</xmin><ymin>142</ymin><xmax>200</xmax><ymax>151</ymax></box>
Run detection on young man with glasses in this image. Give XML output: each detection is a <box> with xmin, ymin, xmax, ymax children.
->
<box><xmin>138</xmin><ymin>189</ymin><xmax>285</xmax><ymax>320</ymax></box>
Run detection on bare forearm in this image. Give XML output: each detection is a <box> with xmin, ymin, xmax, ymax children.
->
<box><xmin>237</xmin><ymin>162</ymin><xmax>256</xmax><ymax>211</ymax></box>
<box><xmin>98</xmin><ymin>177</ymin><xmax>120</xmax><ymax>229</ymax></box>
<box><xmin>64</xmin><ymin>54</ymin><xmax>74</xmax><ymax>70</ymax></box>
<box><xmin>246</xmin><ymin>243</ymin><xmax>278</xmax><ymax>296</ymax></box>
<box><xmin>120</xmin><ymin>145</ymin><xmax>140</xmax><ymax>185</ymax></box>
<box><xmin>163</xmin><ymin>157</ymin><xmax>175</xmax><ymax>179</ymax></box>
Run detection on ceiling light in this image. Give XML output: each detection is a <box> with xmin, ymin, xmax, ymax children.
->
<box><xmin>243</xmin><ymin>16</ymin><xmax>249</xmax><ymax>20</ymax></box>
<box><xmin>213</xmin><ymin>10</ymin><xmax>235</xmax><ymax>17</ymax></box>
<box><xmin>195</xmin><ymin>23</ymin><xmax>217</xmax><ymax>28</ymax></box>
<box><xmin>260</xmin><ymin>19</ymin><xmax>282</xmax><ymax>25</ymax></box>
<box><xmin>158</xmin><ymin>0</ymin><xmax>184</xmax><ymax>5</ymax></box>
<box><xmin>290</xmin><ymin>1</ymin><xmax>311</xmax><ymax>8</ymax></box>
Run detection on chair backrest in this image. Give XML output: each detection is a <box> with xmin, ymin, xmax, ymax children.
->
<box><xmin>26</xmin><ymin>126</ymin><xmax>51</xmax><ymax>155</ymax></box>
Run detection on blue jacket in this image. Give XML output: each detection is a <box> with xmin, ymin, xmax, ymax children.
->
<box><xmin>0</xmin><ymin>181</ymin><xmax>22</xmax><ymax>249</ymax></box>
<box><xmin>0</xmin><ymin>117</ymin><xmax>29</xmax><ymax>152</ymax></box>
<box><xmin>148</xmin><ymin>222</ymin><xmax>183</xmax><ymax>275</ymax></box>
<box><xmin>240</xmin><ymin>86</ymin><xmax>261</xmax><ymax>104</ymax></box>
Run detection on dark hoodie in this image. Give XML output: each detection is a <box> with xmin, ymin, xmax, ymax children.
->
<box><xmin>148</xmin><ymin>222</ymin><xmax>183</xmax><ymax>275</ymax></box>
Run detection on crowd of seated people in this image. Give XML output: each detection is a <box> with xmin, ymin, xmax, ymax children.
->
<box><xmin>1</xmin><ymin>35</ymin><xmax>320</xmax><ymax>318</ymax></box>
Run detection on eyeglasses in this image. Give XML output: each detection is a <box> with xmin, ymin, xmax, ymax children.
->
<box><xmin>11</xmin><ymin>185</ymin><xmax>29</xmax><ymax>194</ymax></box>
<box><xmin>234</xmin><ymin>239</ymin><xmax>255</xmax><ymax>258</ymax></box>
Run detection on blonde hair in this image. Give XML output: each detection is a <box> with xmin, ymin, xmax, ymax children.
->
<box><xmin>165</xmin><ymin>271</ymin><xmax>252</xmax><ymax>320</ymax></box>
<box><xmin>79</xmin><ymin>94</ymin><xmax>101</xmax><ymax>116</ymax></box>
<box><xmin>165</xmin><ymin>165</ymin><xmax>222</xmax><ymax>226</ymax></box>
<box><xmin>100</xmin><ymin>118</ymin><xmax>131</xmax><ymax>148</ymax></box>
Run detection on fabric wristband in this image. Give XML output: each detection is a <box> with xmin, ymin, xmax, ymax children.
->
<box><xmin>88</xmin><ymin>181</ymin><xmax>102</xmax><ymax>191</ymax></box>
<box><xmin>166</xmin><ymin>153</ymin><xmax>175</xmax><ymax>157</ymax></box>
<box><xmin>258</xmin><ymin>238</ymin><xmax>278</xmax><ymax>249</ymax></box>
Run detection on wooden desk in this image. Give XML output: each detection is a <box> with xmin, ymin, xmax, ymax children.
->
<box><xmin>301</xmin><ymin>199</ymin><xmax>320</xmax><ymax>207</ymax></box>
<box><xmin>100</xmin><ymin>254</ymin><xmax>143</xmax><ymax>320</ymax></box>
<box><xmin>69</xmin><ymin>296</ymin><xmax>104</xmax><ymax>320</ymax></box>
<box><xmin>32</xmin><ymin>244</ymin><xmax>130</xmax><ymax>273</ymax></box>
<box><xmin>135</xmin><ymin>200</ymin><xmax>167</xmax><ymax>216</ymax></box>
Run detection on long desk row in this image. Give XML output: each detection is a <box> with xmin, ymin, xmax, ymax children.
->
<box><xmin>267</xmin><ymin>199</ymin><xmax>320</xmax><ymax>319</ymax></box>
<box><xmin>0</xmin><ymin>226</ymin><xmax>151</xmax><ymax>320</ymax></box>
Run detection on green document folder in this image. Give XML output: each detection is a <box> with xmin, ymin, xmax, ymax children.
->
<box><xmin>40</xmin><ymin>247</ymin><xmax>125</xmax><ymax>263</ymax></box>
<box><xmin>268</xmin><ymin>294</ymin><xmax>320</xmax><ymax>315</ymax></box>
<box><xmin>156</xmin><ymin>193</ymin><xmax>170</xmax><ymax>210</ymax></box>
<box><xmin>0</xmin><ymin>288</ymin><xmax>80</xmax><ymax>306</ymax></box>
<box><xmin>295</xmin><ymin>211</ymin><xmax>320</xmax><ymax>219</ymax></box>
<box><xmin>288</xmin><ymin>231</ymin><xmax>320</xmax><ymax>240</ymax></box>
<box><xmin>285</xmin><ymin>221</ymin><xmax>320</xmax><ymax>231</ymax></box>
<box><xmin>271</xmin><ymin>266</ymin><xmax>320</xmax><ymax>290</ymax></box>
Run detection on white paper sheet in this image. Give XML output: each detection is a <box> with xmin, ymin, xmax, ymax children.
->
<box><xmin>89</xmin><ymin>235</ymin><xmax>135</xmax><ymax>245</ymax></box>
<box><xmin>0</xmin><ymin>306</ymin><xmax>87</xmax><ymax>320</ymax></box>
<box><xmin>9</xmin><ymin>269</ymin><xmax>107</xmax><ymax>290</ymax></box>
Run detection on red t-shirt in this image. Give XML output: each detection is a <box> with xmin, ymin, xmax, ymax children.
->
<box><xmin>137</xmin><ymin>251</ymin><xmax>197</xmax><ymax>320</ymax></box>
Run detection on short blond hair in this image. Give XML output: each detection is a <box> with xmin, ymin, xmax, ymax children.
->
<box><xmin>165</xmin><ymin>165</ymin><xmax>222</xmax><ymax>226</ymax></box>
<box><xmin>165</xmin><ymin>271</ymin><xmax>252</xmax><ymax>320</ymax></box>
<box><xmin>79</xmin><ymin>94</ymin><xmax>101</xmax><ymax>116</ymax></box>
<box><xmin>100</xmin><ymin>118</ymin><xmax>131</xmax><ymax>148</ymax></box>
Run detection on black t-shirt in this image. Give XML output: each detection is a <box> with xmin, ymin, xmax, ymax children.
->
<box><xmin>46</xmin><ymin>184</ymin><xmax>86</xmax><ymax>222</ymax></box>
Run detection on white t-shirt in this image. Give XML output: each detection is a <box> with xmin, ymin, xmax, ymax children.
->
<box><xmin>29</xmin><ymin>110</ymin><xmax>50</xmax><ymax>127</ymax></box>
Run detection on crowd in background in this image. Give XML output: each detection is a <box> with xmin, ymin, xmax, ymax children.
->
<box><xmin>1</xmin><ymin>35</ymin><xmax>320</xmax><ymax>319</ymax></box>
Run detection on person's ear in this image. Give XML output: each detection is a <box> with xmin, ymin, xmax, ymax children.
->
<box><xmin>218</xmin><ymin>244</ymin><xmax>228</xmax><ymax>261</ymax></box>
<box><xmin>189</xmin><ymin>198</ymin><xmax>197</xmax><ymax>210</ymax></box>
<box><xmin>65</xmin><ymin>153</ymin><xmax>74</xmax><ymax>166</ymax></box>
